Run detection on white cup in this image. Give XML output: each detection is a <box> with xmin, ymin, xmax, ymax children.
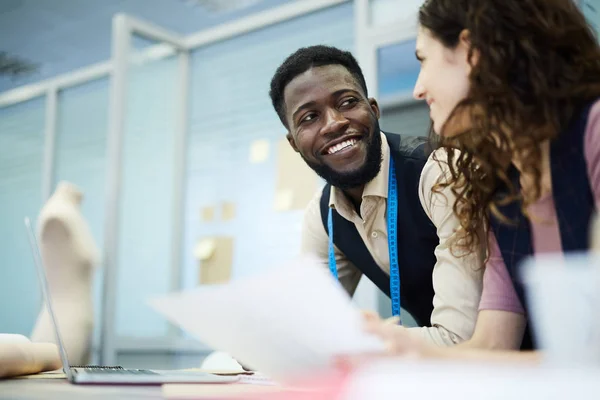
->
<box><xmin>521</xmin><ymin>252</ymin><xmax>600</xmax><ymax>366</ymax></box>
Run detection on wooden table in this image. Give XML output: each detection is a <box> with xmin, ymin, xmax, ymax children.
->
<box><xmin>0</xmin><ymin>377</ymin><xmax>163</xmax><ymax>400</ymax></box>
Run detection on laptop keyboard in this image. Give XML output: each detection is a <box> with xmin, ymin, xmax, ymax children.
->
<box><xmin>73</xmin><ymin>365</ymin><xmax>158</xmax><ymax>375</ymax></box>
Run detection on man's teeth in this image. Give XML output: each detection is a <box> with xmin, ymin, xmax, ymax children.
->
<box><xmin>327</xmin><ymin>139</ymin><xmax>358</xmax><ymax>155</ymax></box>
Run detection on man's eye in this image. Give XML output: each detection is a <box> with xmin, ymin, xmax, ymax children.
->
<box><xmin>300</xmin><ymin>113</ymin><xmax>317</xmax><ymax>124</ymax></box>
<box><xmin>340</xmin><ymin>98</ymin><xmax>357</xmax><ymax>108</ymax></box>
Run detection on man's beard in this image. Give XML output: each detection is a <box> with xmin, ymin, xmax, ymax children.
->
<box><xmin>302</xmin><ymin>124</ymin><xmax>383</xmax><ymax>191</ymax></box>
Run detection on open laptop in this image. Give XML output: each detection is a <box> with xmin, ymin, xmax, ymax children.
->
<box><xmin>24</xmin><ymin>217</ymin><xmax>239</xmax><ymax>385</ymax></box>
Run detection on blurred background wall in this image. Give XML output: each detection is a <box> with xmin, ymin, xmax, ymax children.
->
<box><xmin>0</xmin><ymin>0</ymin><xmax>597</xmax><ymax>369</ymax></box>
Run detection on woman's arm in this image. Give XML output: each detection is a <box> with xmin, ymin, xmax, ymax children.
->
<box><xmin>407</xmin><ymin>149</ymin><xmax>484</xmax><ymax>346</ymax></box>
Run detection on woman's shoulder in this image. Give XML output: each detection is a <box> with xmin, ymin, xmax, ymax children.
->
<box><xmin>418</xmin><ymin>148</ymin><xmax>457</xmax><ymax>218</ymax></box>
<box><xmin>421</xmin><ymin>147</ymin><xmax>459</xmax><ymax>186</ymax></box>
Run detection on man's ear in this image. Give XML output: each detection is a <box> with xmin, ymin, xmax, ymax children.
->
<box><xmin>286</xmin><ymin>132</ymin><xmax>299</xmax><ymax>153</ymax></box>
<box><xmin>368</xmin><ymin>97</ymin><xmax>381</xmax><ymax>119</ymax></box>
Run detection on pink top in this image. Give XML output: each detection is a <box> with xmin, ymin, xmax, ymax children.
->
<box><xmin>479</xmin><ymin>99</ymin><xmax>600</xmax><ymax>313</ymax></box>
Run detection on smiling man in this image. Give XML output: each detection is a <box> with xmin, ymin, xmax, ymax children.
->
<box><xmin>268</xmin><ymin>45</ymin><xmax>484</xmax><ymax>346</ymax></box>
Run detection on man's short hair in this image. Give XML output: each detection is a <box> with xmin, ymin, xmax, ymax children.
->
<box><xmin>269</xmin><ymin>45</ymin><xmax>368</xmax><ymax>128</ymax></box>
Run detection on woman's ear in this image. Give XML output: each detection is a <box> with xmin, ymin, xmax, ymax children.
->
<box><xmin>459</xmin><ymin>29</ymin><xmax>479</xmax><ymax>67</ymax></box>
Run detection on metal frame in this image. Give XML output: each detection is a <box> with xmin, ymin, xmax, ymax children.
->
<box><xmin>41</xmin><ymin>87</ymin><xmax>58</xmax><ymax>202</ymax></box>
<box><xmin>169</xmin><ymin>48</ymin><xmax>191</xmax><ymax>344</ymax></box>
<box><xmin>355</xmin><ymin>0</ymin><xmax>420</xmax><ymax>105</ymax></box>
<box><xmin>100</xmin><ymin>13</ymin><xmax>188</xmax><ymax>365</ymax></box>
<box><xmin>100</xmin><ymin>14</ymin><xmax>133</xmax><ymax>366</ymax></box>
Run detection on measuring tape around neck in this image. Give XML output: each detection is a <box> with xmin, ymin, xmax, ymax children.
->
<box><xmin>327</xmin><ymin>157</ymin><xmax>401</xmax><ymax>321</ymax></box>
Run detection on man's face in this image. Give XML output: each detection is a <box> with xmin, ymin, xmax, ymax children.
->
<box><xmin>283</xmin><ymin>65</ymin><xmax>382</xmax><ymax>190</ymax></box>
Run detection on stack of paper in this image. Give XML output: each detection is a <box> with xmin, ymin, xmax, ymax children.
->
<box><xmin>150</xmin><ymin>257</ymin><xmax>384</xmax><ymax>382</ymax></box>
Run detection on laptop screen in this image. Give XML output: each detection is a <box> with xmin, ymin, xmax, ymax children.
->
<box><xmin>24</xmin><ymin>217</ymin><xmax>73</xmax><ymax>379</ymax></box>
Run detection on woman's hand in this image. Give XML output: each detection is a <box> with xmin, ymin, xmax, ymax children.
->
<box><xmin>337</xmin><ymin>311</ymin><xmax>437</xmax><ymax>370</ymax></box>
<box><xmin>361</xmin><ymin>312</ymin><xmax>427</xmax><ymax>357</ymax></box>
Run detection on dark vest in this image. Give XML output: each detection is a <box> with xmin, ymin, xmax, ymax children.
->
<box><xmin>319</xmin><ymin>132</ymin><xmax>438</xmax><ymax>327</ymax></box>
<box><xmin>491</xmin><ymin>100</ymin><xmax>597</xmax><ymax>349</ymax></box>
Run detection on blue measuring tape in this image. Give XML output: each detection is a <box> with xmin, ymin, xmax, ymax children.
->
<box><xmin>327</xmin><ymin>208</ymin><xmax>339</xmax><ymax>280</ymax></box>
<box><xmin>328</xmin><ymin>158</ymin><xmax>401</xmax><ymax>321</ymax></box>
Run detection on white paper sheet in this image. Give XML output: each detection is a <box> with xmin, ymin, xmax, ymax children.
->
<box><xmin>149</xmin><ymin>257</ymin><xmax>384</xmax><ymax>382</ymax></box>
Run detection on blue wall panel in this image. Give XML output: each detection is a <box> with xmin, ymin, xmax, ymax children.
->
<box><xmin>115</xmin><ymin>56</ymin><xmax>178</xmax><ymax>337</ymax></box>
<box><xmin>0</xmin><ymin>97</ymin><xmax>46</xmax><ymax>334</ymax></box>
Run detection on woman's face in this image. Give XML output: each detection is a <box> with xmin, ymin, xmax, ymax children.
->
<box><xmin>413</xmin><ymin>26</ymin><xmax>473</xmax><ymax>136</ymax></box>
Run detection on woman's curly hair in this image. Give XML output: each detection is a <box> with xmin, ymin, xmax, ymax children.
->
<box><xmin>419</xmin><ymin>0</ymin><xmax>600</xmax><ymax>250</ymax></box>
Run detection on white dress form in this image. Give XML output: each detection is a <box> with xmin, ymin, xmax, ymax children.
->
<box><xmin>30</xmin><ymin>182</ymin><xmax>99</xmax><ymax>366</ymax></box>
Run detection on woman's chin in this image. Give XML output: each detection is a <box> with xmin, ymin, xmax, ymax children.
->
<box><xmin>432</xmin><ymin>121</ymin><xmax>443</xmax><ymax>137</ymax></box>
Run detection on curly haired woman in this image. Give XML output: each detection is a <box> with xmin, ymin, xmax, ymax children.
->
<box><xmin>360</xmin><ymin>0</ymin><xmax>600</xmax><ymax>363</ymax></box>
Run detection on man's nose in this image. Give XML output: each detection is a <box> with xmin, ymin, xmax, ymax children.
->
<box><xmin>320</xmin><ymin>108</ymin><xmax>349</xmax><ymax>136</ymax></box>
